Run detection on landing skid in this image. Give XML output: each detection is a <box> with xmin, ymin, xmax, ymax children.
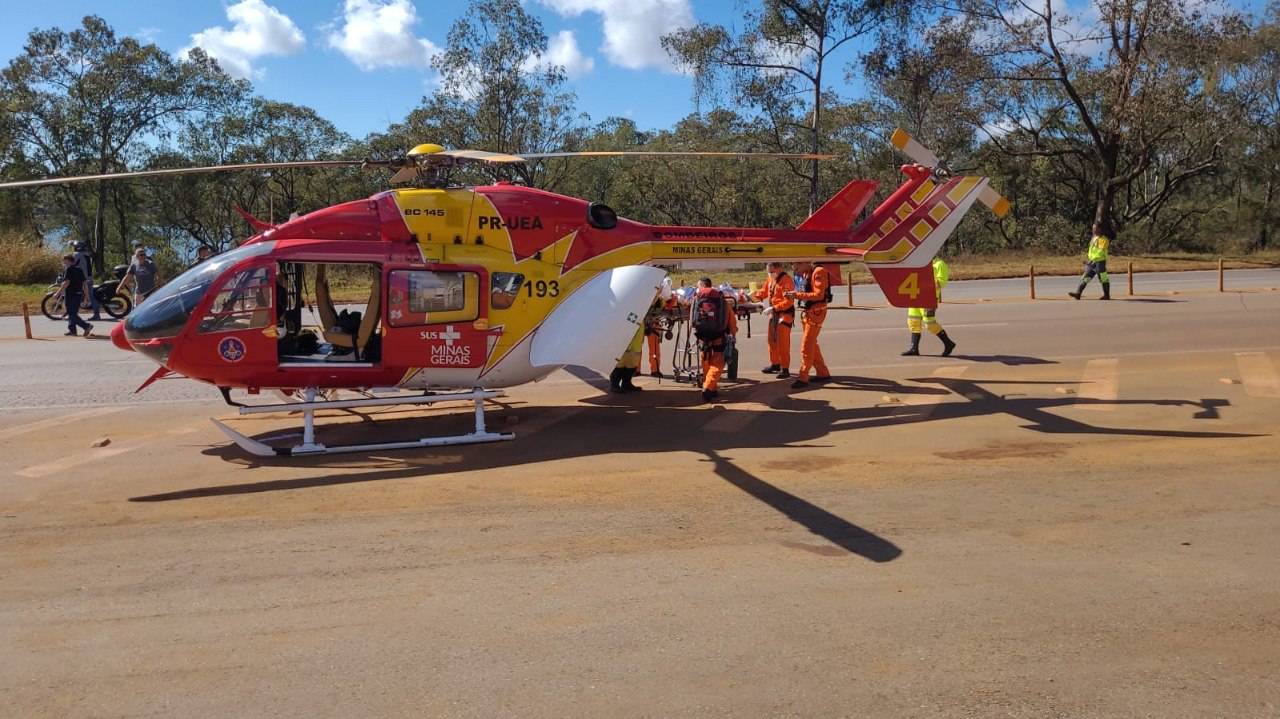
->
<box><xmin>211</xmin><ymin>387</ymin><xmax>515</xmax><ymax>457</ymax></box>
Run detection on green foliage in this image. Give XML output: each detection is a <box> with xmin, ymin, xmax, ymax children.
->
<box><xmin>0</xmin><ymin>4</ymin><xmax>1275</xmax><ymax>260</ymax></box>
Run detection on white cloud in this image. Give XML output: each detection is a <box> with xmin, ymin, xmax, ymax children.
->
<box><xmin>538</xmin><ymin>0</ymin><xmax>695</xmax><ymax>72</ymax></box>
<box><xmin>326</xmin><ymin>0</ymin><xmax>441</xmax><ymax>71</ymax></box>
<box><xmin>181</xmin><ymin>0</ymin><xmax>305</xmax><ymax>79</ymax></box>
<box><xmin>523</xmin><ymin>30</ymin><xmax>595</xmax><ymax>79</ymax></box>
<box><xmin>134</xmin><ymin>26</ymin><xmax>163</xmax><ymax>44</ymax></box>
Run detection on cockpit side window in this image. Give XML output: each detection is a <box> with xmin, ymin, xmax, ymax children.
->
<box><xmin>197</xmin><ymin>266</ymin><xmax>274</xmax><ymax>334</ymax></box>
<box><xmin>490</xmin><ymin>272</ymin><xmax>524</xmax><ymax>310</ymax></box>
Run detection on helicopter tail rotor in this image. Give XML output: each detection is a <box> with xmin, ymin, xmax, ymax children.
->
<box><xmin>889</xmin><ymin>128</ymin><xmax>1010</xmax><ymax>218</ymax></box>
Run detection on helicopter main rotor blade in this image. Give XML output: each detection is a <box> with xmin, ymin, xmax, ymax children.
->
<box><xmin>890</xmin><ymin>128</ymin><xmax>1010</xmax><ymax>218</ymax></box>
<box><xmin>515</xmin><ymin>151</ymin><xmax>840</xmax><ymax>160</ymax></box>
<box><xmin>0</xmin><ymin>159</ymin><xmax>392</xmax><ymax>190</ymax></box>
<box><xmin>438</xmin><ymin>149</ymin><xmax>529</xmax><ymax>163</ymax></box>
<box><xmin>890</xmin><ymin>129</ymin><xmax>942</xmax><ymax>169</ymax></box>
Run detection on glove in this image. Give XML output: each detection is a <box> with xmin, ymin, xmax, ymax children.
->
<box><xmin>761</xmin><ymin>305</ymin><xmax>773</xmax><ymax>317</ymax></box>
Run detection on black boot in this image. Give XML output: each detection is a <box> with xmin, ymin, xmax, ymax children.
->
<box><xmin>608</xmin><ymin>367</ymin><xmax>626</xmax><ymax>394</ymax></box>
<box><xmin>762</xmin><ymin>364</ymin><xmax>779</xmax><ymax>374</ymax></box>
<box><xmin>938</xmin><ymin>330</ymin><xmax>956</xmax><ymax>357</ymax></box>
<box><xmin>621</xmin><ymin>367</ymin><xmax>644</xmax><ymax>392</ymax></box>
<box><xmin>1068</xmin><ymin>281</ymin><xmax>1086</xmax><ymax>300</ymax></box>
<box><xmin>1100</xmin><ymin>282</ymin><xmax>1111</xmax><ymax>300</ymax></box>
<box><xmin>900</xmin><ymin>332</ymin><xmax>921</xmax><ymax>356</ymax></box>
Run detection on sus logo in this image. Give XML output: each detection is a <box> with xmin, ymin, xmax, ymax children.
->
<box><xmin>419</xmin><ymin>325</ymin><xmax>473</xmax><ymax>366</ymax></box>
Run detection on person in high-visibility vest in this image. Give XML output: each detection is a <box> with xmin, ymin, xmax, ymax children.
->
<box><xmin>902</xmin><ymin>257</ymin><xmax>956</xmax><ymax>357</ymax></box>
<box><xmin>609</xmin><ymin>326</ymin><xmax>646</xmax><ymax>393</ymax></box>
<box><xmin>784</xmin><ymin>261</ymin><xmax>833</xmax><ymax>388</ymax></box>
<box><xmin>1069</xmin><ymin>223</ymin><xmax>1111</xmax><ymax>300</ymax></box>
<box><xmin>752</xmin><ymin>261</ymin><xmax>795</xmax><ymax>379</ymax></box>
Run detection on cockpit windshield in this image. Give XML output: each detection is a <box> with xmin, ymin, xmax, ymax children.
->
<box><xmin>125</xmin><ymin>242</ymin><xmax>277</xmax><ymax>341</ymax></box>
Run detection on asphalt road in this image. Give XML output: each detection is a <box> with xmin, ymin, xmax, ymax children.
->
<box><xmin>1</xmin><ymin>272</ymin><xmax>1278</xmax><ymax>717</ymax></box>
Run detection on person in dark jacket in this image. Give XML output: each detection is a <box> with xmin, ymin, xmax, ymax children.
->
<box><xmin>55</xmin><ymin>255</ymin><xmax>93</xmax><ymax>337</ymax></box>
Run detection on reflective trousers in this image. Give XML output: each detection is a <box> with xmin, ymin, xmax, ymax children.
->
<box><xmin>798</xmin><ymin>305</ymin><xmax>829</xmax><ymax>381</ymax></box>
<box><xmin>646</xmin><ymin>332</ymin><xmax>661</xmax><ymax>372</ymax></box>
<box><xmin>619</xmin><ymin>328</ymin><xmax>644</xmax><ymax>370</ymax></box>
<box><xmin>907</xmin><ymin>307</ymin><xmax>943</xmax><ymax>335</ymax></box>
<box><xmin>701</xmin><ymin>349</ymin><xmax>726</xmax><ymax>391</ymax></box>
<box><xmin>768</xmin><ymin>316</ymin><xmax>792</xmax><ymax>369</ymax></box>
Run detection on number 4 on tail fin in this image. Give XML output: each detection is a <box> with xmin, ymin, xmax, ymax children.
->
<box><xmin>870</xmin><ymin>266</ymin><xmax>937</xmax><ymax>309</ymax></box>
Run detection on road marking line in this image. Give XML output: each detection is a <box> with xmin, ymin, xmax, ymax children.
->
<box><xmin>16</xmin><ymin>428</ymin><xmax>199</xmax><ymax>478</ymax></box>
<box><xmin>706</xmin><ymin>381</ymin><xmax>791</xmax><ymax>433</ymax></box>
<box><xmin>1235</xmin><ymin>352</ymin><xmax>1280</xmax><ymax>398</ymax></box>
<box><xmin>1075</xmin><ymin>358</ymin><xmax>1119</xmax><ymax>411</ymax></box>
<box><xmin>0</xmin><ymin>407</ymin><xmax>126</xmax><ymax>441</ymax></box>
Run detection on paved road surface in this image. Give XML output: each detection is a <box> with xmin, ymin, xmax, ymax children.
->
<box><xmin>1</xmin><ymin>275</ymin><xmax>1278</xmax><ymax>716</ymax></box>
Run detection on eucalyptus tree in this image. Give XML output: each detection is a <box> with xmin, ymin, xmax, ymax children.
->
<box><xmin>0</xmin><ymin>16</ymin><xmax>241</xmax><ymax>267</ymax></box>
<box><xmin>663</xmin><ymin>0</ymin><xmax>914</xmax><ymax>213</ymax></box>
<box><xmin>951</xmin><ymin>0</ymin><xmax>1249</xmax><ymax>241</ymax></box>
<box><xmin>409</xmin><ymin>0</ymin><xmax>586</xmax><ymax>189</ymax></box>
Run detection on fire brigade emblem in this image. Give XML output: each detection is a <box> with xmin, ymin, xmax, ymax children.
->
<box><xmin>219</xmin><ymin>337</ymin><xmax>247</xmax><ymax>363</ymax></box>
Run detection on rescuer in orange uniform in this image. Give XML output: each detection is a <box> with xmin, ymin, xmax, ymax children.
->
<box><xmin>752</xmin><ymin>261</ymin><xmax>795</xmax><ymax>380</ymax></box>
<box><xmin>694</xmin><ymin>277</ymin><xmax>738</xmax><ymax>402</ymax></box>
<box><xmin>644</xmin><ymin>295</ymin><xmax>677</xmax><ymax>377</ymax></box>
<box><xmin>785</xmin><ymin>261</ymin><xmax>833</xmax><ymax>389</ymax></box>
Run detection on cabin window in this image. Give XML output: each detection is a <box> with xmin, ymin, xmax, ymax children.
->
<box><xmin>197</xmin><ymin>267</ymin><xmax>273</xmax><ymax>334</ymax></box>
<box><xmin>490</xmin><ymin>272</ymin><xmax>524</xmax><ymax>310</ymax></box>
<box><xmin>387</xmin><ymin>269</ymin><xmax>480</xmax><ymax>326</ymax></box>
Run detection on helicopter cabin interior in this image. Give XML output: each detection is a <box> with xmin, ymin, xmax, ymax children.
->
<box><xmin>270</xmin><ymin>262</ymin><xmax>510</xmax><ymax>365</ymax></box>
<box><xmin>270</xmin><ymin>262</ymin><xmax>382</xmax><ymax>364</ymax></box>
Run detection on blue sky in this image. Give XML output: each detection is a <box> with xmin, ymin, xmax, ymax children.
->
<box><xmin>0</xmin><ymin>0</ymin><xmax>1265</xmax><ymax>143</ymax></box>
<box><xmin>0</xmin><ymin>0</ymin><xmax>731</xmax><ymax>139</ymax></box>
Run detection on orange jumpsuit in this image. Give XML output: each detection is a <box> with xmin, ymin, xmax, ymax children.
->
<box><xmin>792</xmin><ymin>265</ymin><xmax>831</xmax><ymax>382</ymax></box>
<box><xmin>701</xmin><ymin>311</ymin><xmax>739</xmax><ymax>392</ymax></box>
<box><xmin>644</xmin><ymin>297</ymin><xmax>677</xmax><ymax>373</ymax></box>
<box><xmin>752</xmin><ymin>272</ymin><xmax>795</xmax><ymax>370</ymax></box>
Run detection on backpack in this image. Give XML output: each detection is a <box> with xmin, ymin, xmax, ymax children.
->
<box><xmin>693</xmin><ymin>287</ymin><xmax>730</xmax><ymax>341</ymax></box>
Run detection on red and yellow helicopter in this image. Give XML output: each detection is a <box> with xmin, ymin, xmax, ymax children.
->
<box><xmin>0</xmin><ymin>130</ymin><xmax>1007</xmax><ymax>456</ymax></box>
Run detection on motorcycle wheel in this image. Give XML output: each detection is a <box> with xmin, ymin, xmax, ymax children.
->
<box><xmin>103</xmin><ymin>293</ymin><xmax>132</xmax><ymax>319</ymax></box>
<box><xmin>41</xmin><ymin>292</ymin><xmax>67</xmax><ymax>321</ymax></box>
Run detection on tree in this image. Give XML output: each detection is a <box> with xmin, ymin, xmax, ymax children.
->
<box><xmin>663</xmin><ymin>0</ymin><xmax>912</xmax><ymax>213</ymax></box>
<box><xmin>0</xmin><ymin>16</ymin><xmax>241</xmax><ymax>270</ymax></box>
<box><xmin>953</xmin><ymin>0</ymin><xmax>1249</xmax><ymax>239</ymax></box>
<box><xmin>396</xmin><ymin>0</ymin><xmax>586</xmax><ymax>189</ymax></box>
<box><xmin>146</xmin><ymin>98</ymin><xmax>355</xmax><ymax>253</ymax></box>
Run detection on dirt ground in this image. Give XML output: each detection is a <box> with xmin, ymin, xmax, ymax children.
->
<box><xmin>1</xmin><ymin>277</ymin><xmax>1279</xmax><ymax>717</ymax></box>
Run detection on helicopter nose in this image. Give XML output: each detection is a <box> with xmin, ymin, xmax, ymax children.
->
<box><xmin>111</xmin><ymin>322</ymin><xmax>134</xmax><ymax>352</ymax></box>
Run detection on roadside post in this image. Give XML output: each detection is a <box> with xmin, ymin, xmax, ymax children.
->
<box><xmin>1219</xmin><ymin>258</ymin><xmax>1224</xmax><ymax>292</ymax></box>
<box><xmin>847</xmin><ymin>269</ymin><xmax>853</xmax><ymax>307</ymax></box>
<box><xmin>1029</xmin><ymin>265</ymin><xmax>1036</xmax><ymax>299</ymax></box>
<box><xmin>1128</xmin><ymin>261</ymin><xmax>1134</xmax><ymax>296</ymax></box>
<box><xmin>21</xmin><ymin>302</ymin><xmax>33</xmax><ymax>339</ymax></box>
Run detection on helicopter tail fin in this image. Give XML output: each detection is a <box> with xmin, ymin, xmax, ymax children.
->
<box><xmin>797</xmin><ymin>180</ymin><xmax>879</xmax><ymax>230</ymax></box>
<box><xmin>864</xmin><ymin>175</ymin><xmax>994</xmax><ymax>308</ymax></box>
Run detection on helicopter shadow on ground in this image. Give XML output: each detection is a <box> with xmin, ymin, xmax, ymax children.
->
<box><xmin>130</xmin><ymin>372</ymin><xmax>1261</xmax><ymax>560</ymax></box>
<box><xmin>942</xmin><ymin>354</ymin><xmax>1059</xmax><ymax>366</ymax></box>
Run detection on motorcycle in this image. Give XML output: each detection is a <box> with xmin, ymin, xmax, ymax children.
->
<box><xmin>41</xmin><ymin>264</ymin><xmax>133</xmax><ymax>321</ymax></box>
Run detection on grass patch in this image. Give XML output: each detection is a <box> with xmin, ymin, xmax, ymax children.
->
<box><xmin>668</xmin><ymin>250</ymin><xmax>1280</xmax><ymax>289</ymax></box>
<box><xmin>0</xmin><ymin>284</ymin><xmax>51</xmax><ymax>317</ymax></box>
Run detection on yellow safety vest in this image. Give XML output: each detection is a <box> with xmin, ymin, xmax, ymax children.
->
<box><xmin>1088</xmin><ymin>235</ymin><xmax>1110</xmax><ymax>262</ymax></box>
